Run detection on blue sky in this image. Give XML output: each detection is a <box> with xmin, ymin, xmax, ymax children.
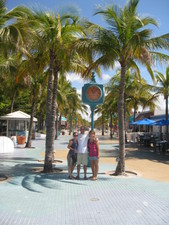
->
<box><xmin>6</xmin><ymin>0</ymin><xmax>169</xmax><ymax>92</ymax></box>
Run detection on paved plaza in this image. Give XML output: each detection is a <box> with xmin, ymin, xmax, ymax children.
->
<box><xmin>0</xmin><ymin>135</ymin><xmax>169</xmax><ymax>225</ymax></box>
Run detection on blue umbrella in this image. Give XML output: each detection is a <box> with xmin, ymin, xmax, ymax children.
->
<box><xmin>132</xmin><ymin>118</ymin><xmax>155</xmax><ymax>125</ymax></box>
<box><xmin>153</xmin><ymin>119</ymin><xmax>169</xmax><ymax>126</ymax></box>
<box><xmin>61</xmin><ymin>116</ymin><xmax>67</xmax><ymax>121</ymax></box>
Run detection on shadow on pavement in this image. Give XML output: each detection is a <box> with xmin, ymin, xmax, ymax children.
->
<box><xmin>1</xmin><ymin>157</ymin><xmax>92</xmax><ymax>192</ymax></box>
<box><xmin>125</xmin><ymin>143</ymin><xmax>169</xmax><ymax>165</ymax></box>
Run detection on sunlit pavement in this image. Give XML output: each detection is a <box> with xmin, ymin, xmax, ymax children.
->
<box><xmin>0</xmin><ymin>134</ymin><xmax>169</xmax><ymax>225</ymax></box>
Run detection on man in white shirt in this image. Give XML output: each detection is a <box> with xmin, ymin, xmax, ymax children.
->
<box><xmin>76</xmin><ymin>126</ymin><xmax>89</xmax><ymax>179</ymax></box>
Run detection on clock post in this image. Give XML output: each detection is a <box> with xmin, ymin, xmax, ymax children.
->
<box><xmin>90</xmin><ymin>105</ymin><xmax>95</xmax><ymax>130</ymax></box>
<box><xmin>82</xmin><ymin>72</ymin><xmax>104</xmax><ymax>130</ymax></box>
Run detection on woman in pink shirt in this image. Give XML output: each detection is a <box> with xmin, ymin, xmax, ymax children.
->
<box><xmin>88</xmin><ymin>130</ymin><xmax>100</xmax><ymax>180</ymax></box>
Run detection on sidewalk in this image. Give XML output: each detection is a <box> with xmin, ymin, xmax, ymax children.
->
<box><xmin>0</xmin><ymin>134</ymin><xmax>169</xmax><ymax>225</ymax></box>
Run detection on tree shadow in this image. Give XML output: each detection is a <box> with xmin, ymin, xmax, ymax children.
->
<box><xmin>100</xmin><ymin>148</ymin><xmax>119</xmax><ymax>157</ymax></box>
<box><xmin>0</xmin><ymin>157</ymin><xmax>38</xmax><ymax>164</ymax></box>
<box><xmin>98</xmin><ymin>136</ymin><xmax>111</xmax><ymax>141</ymax></box>
<box><xmin>1</xmin><ymin>156</ymin><xmax>89</xmax><ymax>193</ymax></box>
<box><xmin>125</xmin><ymin>143</ymin><xmax>169</xmax><ymax>165</ymax></box>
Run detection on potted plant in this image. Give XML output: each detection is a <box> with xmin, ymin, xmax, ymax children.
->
<box><xmin>17</xmin><ymin>136</ymin><xmax>26</xmax><ymax>144</ymax></box>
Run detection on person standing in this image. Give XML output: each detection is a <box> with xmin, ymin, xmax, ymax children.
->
<box><xmin>76</xmin><ymin>126</ymin><xmax>89</xmax><ymax>180</ymax></box>
<box><xmin>67</xmin><ymin>131</ymin><xmax>78</xmax><ymax>179</ymax></box>
<box><xmin>88</xmin><ymin>130</ymin><xmax>100</xmax><ymax>180</ymax></box>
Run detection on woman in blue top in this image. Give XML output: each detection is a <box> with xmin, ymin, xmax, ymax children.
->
<box><xmin>67</xmin><ymin>131</ymin><xmax>78</xmax><ymax>179</ymax></box>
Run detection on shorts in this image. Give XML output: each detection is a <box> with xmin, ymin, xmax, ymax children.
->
<box><xmin>77</xmin><ymin>153</ymin><xmax>88</xmax><ymax>166</ymax></box>
<box><xmin>67</xmin><ymin>154</ymin><xmax>76</xmax><ymax>166</ymax></box>
<box><xmin>89</xmin><ymin>156</ymin><xmax>98</xmax><ymax>161</ymax></box>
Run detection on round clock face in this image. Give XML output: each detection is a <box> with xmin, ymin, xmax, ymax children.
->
<box><xmin>86</xmin><ymin>86</ymin><xmax>101</xmax><ymax>101</ymax></box>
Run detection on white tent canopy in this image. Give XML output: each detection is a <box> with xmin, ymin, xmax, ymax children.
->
<box><xmin>0</xmin><ymin>110</ymin><xmax>37</xmax><ymax>137</ymax></box>
<box><xmin>0</xmin><ymin>110</ymin><xmax>37</xmax><ymax>122</ymax></box>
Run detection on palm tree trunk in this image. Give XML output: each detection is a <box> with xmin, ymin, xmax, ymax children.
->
<box><xmin>124</xmin><ymin>95</ymin><xmax>127</xmax><ymax>143</ymax></box>
<box><xmin>44</xmin><ymin>51</ymin><xmax>55</xmax><ymax>172</ymax></box>
<box><xmin>110</xmin><ymin>112</ymin><xmax>113</xmax><ymax>139</ymax></box>
<box><xmin>69</xmin><ymin>114</ymin><xmax>72</xmax><ymax>135</ymax></box>
<box><xmin>52</xmin><ymin>66</ymin><xmax>58</xmax><ymax>137</ymax></box>
<box><xmin>38</xmin><ymin>112</ymin><xmax>41</xmax><ymax>130</ymax></box>
<box><xmin>25</xmin><ymin>92</ymin><xmax>36</xmax><ymax>148</ymax></box>
<box><xmin>38</xmin><ymin>112</ymin><xmax>44</xmax><ymax>131</ymax></box>
<box><xmin>133</xmin><ymin>105</ymin><xmax>137</xmax><ymax>132</ymax></box>
<box><xmin>55</xmin><ymin>110</ymin><xmax>58</xmax><ymax>140</ymax></box>
<box><xmin>102</xmin><ymin>114</ymin><xmax>104</xmax><ymax>136</ymax></box>
<box><xmin>55</xmin><ymin>119</ymin><xmax>58</xmax><ymax>139</ymax></box>
<box><xmin>115</xmin><ymin>63</ymin><xmax>126</xmax><ymax>175</ymax></box>
<box><xmin>59</xmin><ymin>113</ymin><xmax>62</xmax><ymax>133</ymax></box>
<box><xmin>166</xmin><ymin>96</ymin><xmax>168</xmax><ymax>141</ymax></box>
<box><xmin>10</xmin><ymin>91</ymin><xmax>16</xmax><ymax>113</ymax></box>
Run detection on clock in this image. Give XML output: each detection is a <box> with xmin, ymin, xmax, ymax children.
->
<box><xmin>86</xmin><ymin>85</ymin><xmax>102</xmax><ymax>101</ymax></box>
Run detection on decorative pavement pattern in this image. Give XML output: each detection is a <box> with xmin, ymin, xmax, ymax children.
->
<box><xmin>0</xmin><ymin>135</ymin><xmax>169</xmax><ymax>225</ymax></box>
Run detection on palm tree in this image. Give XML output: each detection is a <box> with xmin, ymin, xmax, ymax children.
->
<box><xmin>109</xmin><ymin>70</ymin><xmax>157</xmax><ymax>123</ymax></box>
<box><xmin>0</xmin><ymin>54</ymin><xmax>21</xmax><ymax>112</ymax></box>
<box><xmin>16</xmin><ymin>49</ymin><xmax>47</xmax><ymax>148</ymax></box>
<box><xmin>154</xmin><ymin>67</ymin><xmax>169</xmax><ymax>140</ymax></box>
<box><xmin>127</xmin><ymin>78</ymin><xmax>157</xmax><ymax>121</ymax></box>
<box><xmin>36</xmin><ymin>85</ymin><xmax>47</xmax><ymax>132</ymax></box>
<box><xmin>66</xmin><ymin>86</ymin><xmax>88</xmax><ymax>134</ymax></box>
<box><xmin>83</xmin><ymin>0</ymin><xmax>169</xmax><ymax>175</ymax></box>
<box><xmin>56</xmin><ymin>76</ymin><xmax>84</xmax><ymax>138</ymax></box>
<box><xmin>29</xmin><ymin>10</ymin><xmax>89</xmax><ymax>172</ymax></box>
<box><xmin>0</xmin><ymin>2</ymin><xmax>40</xmax><ymax>116</ymax></box>
<box><xmin>104</xmin><ymin>93</ymin><xmax>118</xmax><ymax>139</ymax></box>
<box><xmin>95</xmin><ymin>104</ymin><xmax>107</xmax><ymax>136</ymax></box>
<box><xmin>2</xmin><ymin>4</ymin><xmax>91</xmax><ymax>171</ymax></box>
<box><xmin>0</xmin><ymin>1</ymin><xmax>35</xmax><ymax>56</ymax></box>
<box><xmin>0</xmin><ymin>1</ymin><xmax>31</xmax><ymax>113</ymax></box>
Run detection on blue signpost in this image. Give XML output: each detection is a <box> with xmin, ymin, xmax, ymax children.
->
<box><xmin>82</xmin><ymin>72</ymin><xmax>104</xmax><ymax>130</ymax></box>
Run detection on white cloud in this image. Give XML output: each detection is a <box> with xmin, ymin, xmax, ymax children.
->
<box><xmin>102</xmin><ymin>73</ymin><xmax>111</xmax><ymax>81</ymax></box>
<box><xmin>66</xmin><ymin>73</ymin><xmax>84</xmax><ymax>83</ymax></box>
<box><xmin>76</xmin><ymin>89</ymin><xmax>82</xmax><ymax>95</ymax></box>
<box><xmin>106</xmin><ymin>61</ymin><xmax>120</xmax><ymax>72</ymax></box>
<box><xmin>114</xmin><ymin>61</ymin><xmax>120</xmax><ymax>69</ymax></box>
